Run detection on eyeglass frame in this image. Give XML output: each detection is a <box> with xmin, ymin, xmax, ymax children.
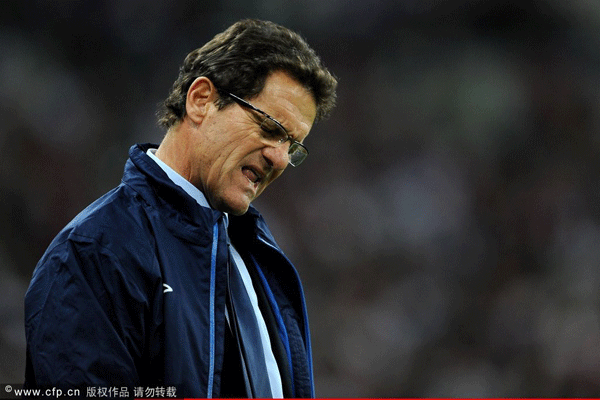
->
<box><xmin>223</xmin><ymin>92</ymin><xmax>309</xmax><ymax>167</ymax></box>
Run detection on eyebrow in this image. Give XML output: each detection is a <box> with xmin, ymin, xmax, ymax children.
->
<box><xmin>226</xmin><ymin>92</ymin><xmax>291</xmax><ymax>136</ymax></box>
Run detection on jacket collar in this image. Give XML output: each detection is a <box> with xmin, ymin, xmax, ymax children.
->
<box><xmin>123</xmin><ymin>143</ymin><xmax>275</xmax><ymax>246</ymax></box>
<box><xmin>123</xmin><ymin>143</ymin><xmax>223</xmax><ymax>243</ymax></box>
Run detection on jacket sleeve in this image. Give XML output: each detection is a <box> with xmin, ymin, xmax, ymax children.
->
<box><xmin>24</xmin><ymin>232</ymin><xmax>160</xmax><ymax>389</ymax></box>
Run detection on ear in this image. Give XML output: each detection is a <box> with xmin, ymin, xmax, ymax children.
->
<box><xmin>185</xmin><ymin>77</ymin><xmax>219</xmax><ymax>125</ymax></box>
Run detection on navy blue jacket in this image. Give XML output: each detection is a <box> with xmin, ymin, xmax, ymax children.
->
<box><xmin>24</xmin><ymin>143</ymin><xmax>315</xmax><ymax>398</ymax></box>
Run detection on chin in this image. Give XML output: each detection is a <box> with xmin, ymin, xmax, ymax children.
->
<box><xmin>208</xmin><ymin>191</ymin><xmax>251</xmax><ymax>215</ymax></box>
<box><xmin>218</xmin><ymin>199</ymin><xmax>251</xmax><ymax>216</ymax></box>
<box><xmin>227</xmin><ymin>206</ymin><xmax>249</xmax><ymax>216</ymax></box>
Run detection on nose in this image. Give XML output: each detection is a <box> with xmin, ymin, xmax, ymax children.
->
<box><xmin>262</xmin><ymin>143</ymin><xmax>289</xmax><ymax>170</ymax></box>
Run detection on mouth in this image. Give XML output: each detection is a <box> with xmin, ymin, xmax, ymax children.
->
<box><xmin>242</xmin><ymin>166</ymin><xmax>263</xmax><ymax>187</ymax></box>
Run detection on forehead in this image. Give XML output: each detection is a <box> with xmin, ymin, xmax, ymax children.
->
<box><xmin>252</xmin><ymin>71</ymin><xmax>317</xmax><ymax>138</ymax></box>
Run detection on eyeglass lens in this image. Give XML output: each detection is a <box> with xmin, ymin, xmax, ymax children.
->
<box><xmin>259</xmin><ymin>118</ymin><xmax>307</xmax><ymax>166</ymax></box>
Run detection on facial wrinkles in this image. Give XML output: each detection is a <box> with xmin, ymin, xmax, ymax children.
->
<box><xmin>220</xmin><ymin>117</ymin><xmax>270</xmax><ymax>178</ymax></box>
<box><xmin>265</xmin><ymin>84</ymin><xmax>315</xmax><ymax>142</ymax></box>
<box><xmin>235</xmin><ymin>107</ymin><xmax>284</xmax><ymax>178</ymax></box>
<box><xmin>208</xmin><ymin>125</ymin><xmax>251</xmax><ymax>177</ymax></box>
<box><xmin>191</xmin><ymin>110</ymin><xmax>240</xmax><ymax>193</ymax></box>
<box><xmin>240</xmin><ymin>72</ymin><xmax>316</xmax><ymax>150</ymax></box>
<box><xmin>203</xmin><ymin>72</ymin><xmax>316</xmax><ymax>213</ymax></box>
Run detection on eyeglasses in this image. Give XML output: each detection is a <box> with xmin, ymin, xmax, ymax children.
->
<box><xmin>225</xmin><ymin>92</ymin><xmax>309</xmax><ymax>167</ymax></box>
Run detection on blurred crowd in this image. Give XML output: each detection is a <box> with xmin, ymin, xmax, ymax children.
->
<box><xmin>2</xmin><ymin>0</ymin><xmax>600</xmax><ymax>396</ymax></box>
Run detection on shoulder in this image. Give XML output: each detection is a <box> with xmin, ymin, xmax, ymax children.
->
<box><xmin>39</xmin><ymin>183</ymin><xmax>159</xmax><ymax>280</ymax></box>
<box><xmin>27</xmin><ymin>183</ymin><xmax>161</xmax><ymax>319</ymax></box>
<box><xmin>71</xmin><ymin>183</ymin><xmax>154</xmax><ymax>250</ymax></box>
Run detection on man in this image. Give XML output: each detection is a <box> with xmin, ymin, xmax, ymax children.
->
<box><xmin>24</xmin><ymin>19</ymin><xmax>337</xmax><ymax>398</ymax></box>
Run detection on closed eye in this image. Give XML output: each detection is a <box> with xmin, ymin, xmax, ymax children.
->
<box><xmin>260</xmin><ymin>118</ymin><xmax>288</xmax><ymax>142</ymax></box>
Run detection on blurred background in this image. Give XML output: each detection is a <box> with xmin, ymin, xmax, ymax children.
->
<box><xmin>2</xmin><ymin>0</ymin><xmax>600</xmax><ymax>396</ymax></box>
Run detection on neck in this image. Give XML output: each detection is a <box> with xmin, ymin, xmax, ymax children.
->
<box><xmin>155</xmin><ymin>123</ymin><xmax>194</xmax><ymax>182</ymax></box>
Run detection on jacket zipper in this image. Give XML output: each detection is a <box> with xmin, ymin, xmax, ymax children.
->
<box><xmin>206</xmin><ymin>221</ymin><xmax>219</xmax><ymax>398</ymax></box>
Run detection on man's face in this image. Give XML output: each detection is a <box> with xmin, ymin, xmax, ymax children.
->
<box><xmin>190</xmin><ymin>71</ymin><xmax>317</xmax><ymax>215</ymax></box>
